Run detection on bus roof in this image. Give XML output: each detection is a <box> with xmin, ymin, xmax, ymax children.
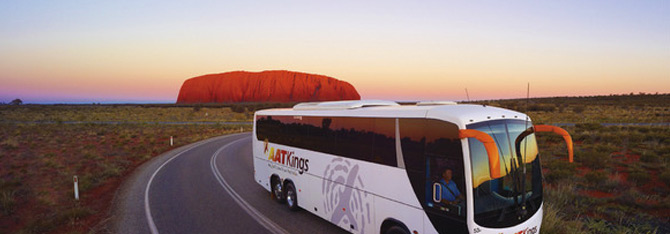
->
<box><xmin>254</xmin><ymin>100</ymin><xmax>530</xmax><ymax>127</ymax></box>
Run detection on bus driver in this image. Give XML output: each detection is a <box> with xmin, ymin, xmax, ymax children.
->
<box><xmin>437</xmin><ymin>168</ymin><xmax>463</xmax><ymax>205</ymax></box>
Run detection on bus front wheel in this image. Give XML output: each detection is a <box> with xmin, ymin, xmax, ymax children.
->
<box><xmin>285</xmin><ymin>182</ymin><xmax>299</xmax><ymax>211</ymax></box>
<box><xmin>385</xmin><ymin>225</ymin><xmax>410</xmax><ymax>234</ymax></box>
<box><xmin>271</xmin><ymin>177</ymin><xmax>285</xmax><ymax>203</ymax></box>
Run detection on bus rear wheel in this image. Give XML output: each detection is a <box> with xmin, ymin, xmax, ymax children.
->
<box><xmin>285</xmin><ymin>182</ymin><xmax>299</xmax><ymax>211</ymax></box>
<box><xmin>271</xmin><ymin>177</ymin><xmax>285</xmax><ymax>203</ymax></box>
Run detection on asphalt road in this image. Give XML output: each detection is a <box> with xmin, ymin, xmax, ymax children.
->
<box><xmin>109</xmin><ymin>133</ymin><xmax>348</xmax><ymax>234</ymax></box>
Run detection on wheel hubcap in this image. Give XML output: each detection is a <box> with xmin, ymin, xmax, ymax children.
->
<box><xmin>287</xmin><ymin>190</ymin><xmax>295</xmax><ymax>206</ymax></box>
<box><xmin>274</xmin><ymin>183</ymin><xmax>282</xmax><ymax>198</ymax></box>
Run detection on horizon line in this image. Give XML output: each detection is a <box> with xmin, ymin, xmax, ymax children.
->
<box><xmin>4</xmin><ymin>92</ymin><xmax>668</xmax><ymax>105</ymax></box>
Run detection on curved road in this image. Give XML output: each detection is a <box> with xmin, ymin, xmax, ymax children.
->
<box><xmin>109</xmin><ymin>133</ymin><xmax>348</xmax><ymax>234</ymax></box>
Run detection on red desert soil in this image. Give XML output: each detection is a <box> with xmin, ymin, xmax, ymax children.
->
<box><xmin>582</xmin><ymin>190</ymin><xmax>615</xmax><ymax>198</ymax></box>
<box><xmin>176</xmin><ymin>70</ymin><xmax>361</xmax><ymax>103</ymax></box>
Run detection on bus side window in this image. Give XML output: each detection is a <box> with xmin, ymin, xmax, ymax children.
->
<box><xmin>372</xmin><ymin>118</ymin><xmax>396</xmax><ymax>166</ymax></box>
<box><xmin>424</xmin><ymin>119</ymin><xmax>465</xmax><ymax>217</ymax></box>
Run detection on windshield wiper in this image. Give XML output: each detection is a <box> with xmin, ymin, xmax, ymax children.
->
<box><xmin>487</xmin><ymin>123</ymin><xmax>522</xmax><ymax>223</ymax></box>
<box><xmin>513</xmin><ymin>127</ymin><xmax>536</xmax><ymax>218</ymax></box>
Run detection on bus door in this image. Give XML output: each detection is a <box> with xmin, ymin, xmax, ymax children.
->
<box><xmin>400</xmin><ymin>119</ymin><xmax>468</xmax><ymax>233</ymax></box>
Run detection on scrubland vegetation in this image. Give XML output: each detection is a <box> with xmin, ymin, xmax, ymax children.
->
<box><xmin>0</xmin><ymin>104</ymin><xmax>258</xmax><ymax>233</ymax></box>
<box><xmin>0</xmin><ymin>102</ymin><xmax>293</xmax><ymax>123</ymax></box>
<box><xmin>477</xmin><ymin>93</ymin><xmax>670</xmax><ymax>234</ymax></box>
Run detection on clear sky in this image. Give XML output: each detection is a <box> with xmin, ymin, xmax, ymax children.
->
<box><xmin>1</xmin><ymin>0</ymin><xmax>668</xmax><ymax>103</ymax></box>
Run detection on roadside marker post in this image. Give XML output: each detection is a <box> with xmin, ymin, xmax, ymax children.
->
<box><xmin>73</xmin><ymin>176</ymin><xmax>79</xmax><ymax>201</ymax></box>
<box><xmin>170</xmin><ymin>136</ymin><xmax>174</xmax><ymax>146</ymax></box>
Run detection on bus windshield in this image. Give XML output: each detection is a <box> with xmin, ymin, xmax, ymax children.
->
<box><xmin>467</xmin><ymin>119</ymin><xmax>543</xmax><ymax>228</ymax></box>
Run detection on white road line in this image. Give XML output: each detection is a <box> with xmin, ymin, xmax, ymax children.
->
<box><xmin>210</xmin><ymin>137</ymin><xmax>291</xmax><ymax>234</ymax></box>
<box><xmin>144</xmin><ymin>134</ymin><xmax>240</xmax><ymax>234</ymax></box>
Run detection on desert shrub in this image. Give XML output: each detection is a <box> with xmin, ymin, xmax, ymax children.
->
<box><xmin>545</xmin><ymin>168</ymin><xmax>573</xmax><ymax>184</ymax></box>
<box><xmin>545</xmin><ymin>182</ymin><xmax>599</xmax><ymax>218</ymax></box>
<box><xmin>42</xmin><ymin>157</ymin><xmax>61</xmax><ymax>169</ymax></box>
<box><xmin>0</xmin><ymin>137</ymin><xmax>20</xmax><ymax>150</ymax></box>
<box><xmin>581</xmin><ymin>218</ymin><xmax>659</xmax><ymax>234</ymax></box>
<box><xmin>541</xmin><ymin>203</ymin><xmax>585</xmax><ymax>234</ymax></box>
<box><xmin>628</xmin><ymin>168</ymin><xmax>651</xmax><ymax>186</ymax></box>
<box><xmin>545</xmin><ymin>182</ymin><xmax>579</xmax><ymax>208</ymax></box>
<box><xmin>529</xmin><ymin>104</ymin><xmax>557</xmax><ymax>112</ymax></box>
<box><xmin>20</xmin><ymin>205</ymin><xmax>93</xmax><ymax>233</ymax></box>
<box><xmin>628</xmin><ymin>132</ymin><xmax>646</xmax><ymax>144</ymax></box>
<box><xmin>544</xmin><ymin>158</ymin><xmax>577</xmax><ymax>183</ymax></box>
<box><xmin>654</xmin><ymin>146</ymin><xmax>670</xmax><ymax>160</ymax></box>
<box><xmin>576</xmin><ymin>123</ymin><xmax>603</xmax><ymax>131</ymax></box>
<box><xmin>0</xmin><ymin>190</ymin><xmax>17</xmax><ymax>215</ymax></box>
<box><xmin>545</xmin><ymin>167</ymin><xmax>576</xmax><ymax>184</ymax></box>
<box><xmin>584</xmin><ymin>218</ymin><xmax>611</xmax><ymax>234</ymax></box>
<box><xmin>602</xmin><ymin>173</ymin><xmax>626</xmax><ymax>191</ymax></box>
<box><xmin>21</xmin><ymin>215</ymin><xmax>59</xmax><ymax>233</ymax></box>
<box><xmin>100</xmin><ymin>162</ymin><xmax>124</xmax><ymax>179</ymax></box>
<box><xmin>585</xmin><ymin>170</ymin><xmax>608</xmax><ymax>185</ymax></box>
<box><xmin>78</xmin><ymin>174</ymin><xmax>98</xmax><ymax>192</ymax></box>
<box><xmin>572</xmin><ymin>106</ymin><xmax>585</xmax><ymax>114</ymax></box>
<box><xmin>640</xmin><ymin>151</ymin><xmax>661</xmax><ymax>164</ymax></box>
<box><xmin>578</xmin><ymin>150</ymin><xmax>610</xmax><ymax>169</ymax></box>
<box><xmin>598</xmin><ymin>133</ymin><xmax>624</xmax><ymax>145</ymax></box>
<box><xmin>557</xmin><ymin>105</ymin><xmax>566</xmax><ymax>113</ymax></box>
<box><xmin>541</xmin><ymin>203</ymin><xmax>562</xmax><ymax>233</ymax></box>
<box><xmin>572</xmin><ymin>132</ymin><xmax>591</xmax><ymax>143</ymax></box>
<box><xmin>629</xmin><ymin>172</ymin><xmax>652</xmax><ymax>186</ymax></box>
<box><xmin>62</xmin><ymin>205</ymin><xmax>93</xmax><ymax>224</ymax></box>
<box><xmin>658</xmin><ymin>169</ymin><xmax>670</xmax><ymax>186</ymax></box>
<box><xmin>594</xmin><ymin>143</ymin><xmax>618</xmax><ymax>154</ymax></box>
<box><xmin>0</xmin><ymin>178</ymin><xmax>21</xmax><ymax>216</ymax></box>
<box><xmin>231</xmin><ymin>105</ymin><xmax>246</xmax><ymax>113</ymax></box>
<box><xmin>82</xmin><ymin>151</ymin><xmax>101</xmax><ymax>160</ymax></box>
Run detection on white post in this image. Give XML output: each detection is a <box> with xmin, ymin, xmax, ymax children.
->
<box><xmin>170</xmin><ymin>136</ymin><xmax>174</xmax><ymax>146</ymax></box>
<box><xmin>73</xmin><ymin>176</ymin><xmax>79</xmax><ymax>201</ymax></box>
<box><xmin>240</xmin><ymin>127</ymin><xmax>243</xmax><ymax>133</ymax></box>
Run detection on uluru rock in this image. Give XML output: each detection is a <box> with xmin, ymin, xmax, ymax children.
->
<box><xmin>176</xmin><ymin>70</ymin><xmax>360</xmax><ymax>103</ymax></box>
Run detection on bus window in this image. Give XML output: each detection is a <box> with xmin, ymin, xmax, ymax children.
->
<box><xmin>257</xmin><ymin>115</ymin><xmax>398</xmax><ymax>167</ymax></box>
<box><xmin>372</xmin><ymin>118</ymin><xmax>396</xmax><ymax>166</ymax></box>
<box><xmin>400</xmin><ymin>119</ymin><xmax>465</xmax><ymax>218</ymax></box>
<box><xmin>332</xmin><ymin>117</ymin><xmax>374</xmax><ymax>162</ymax></box>
<box><xmin>424</xmin><ymin>119</ymin><xmax>465</xmax><ymax>217</ymax></box>
<box><xmin>399</xmin><ymin>118</ymin><xmax>426</xmax><ymax>172</ymax></box>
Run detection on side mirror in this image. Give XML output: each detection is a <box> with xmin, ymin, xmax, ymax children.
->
<box><xmin>459</xmin><ymin>129</ymin><xmax>502</xmax><ymax>179</ymax></box>
<box><xmin>534</xmin><ymin>125</ymin><xmax>574</xmax><ymax>163</ymax></box>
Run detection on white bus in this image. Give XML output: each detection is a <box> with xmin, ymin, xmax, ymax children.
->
<box><xmin>252</xmin><ymin>100</ymin><xmax>573</xmax><ymax>234</ymax></box>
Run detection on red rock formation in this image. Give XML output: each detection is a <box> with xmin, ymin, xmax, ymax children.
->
<box><xmin>176</xmin><ymin>70</ymin><xmax>360</xmax><ymax>103</ymax></box>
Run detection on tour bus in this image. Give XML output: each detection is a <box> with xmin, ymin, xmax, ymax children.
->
<box><xmin>252</xmin><ymin>100</ymin><xmax>573</xmax><ymax>234</ymax></box>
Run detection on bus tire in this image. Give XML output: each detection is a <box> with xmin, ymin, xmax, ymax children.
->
<box><xmin>271</xmin><ymin>176</ymin><xmax>285</xmax><ymax>203</ymax></box>
<box><xmin>285</xmin><ymin>182</ymin><xmax>299</xmax><ymax>211</ymax></box>
<box><xmin>385</xmin><ymin>225</ymin><xmax>410</xmax><ymax>234</ymax></box>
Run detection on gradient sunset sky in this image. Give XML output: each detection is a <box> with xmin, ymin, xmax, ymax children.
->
<box><xmin>1</xmin><ymin>1</ymin><xmax>668</xmax><ymax>103</ymax></box>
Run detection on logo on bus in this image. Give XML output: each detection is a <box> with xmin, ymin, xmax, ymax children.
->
<box><xmin>322</xmin><ymin>158</ymin><xmax>372</xmax><ymax>232</ymax></box>
<box><xmin>514</xmin><ymin>226</ymin><xmax>537</xmax><ymax>234</ymax></box>
<box><xmin>264</xmin><ymin>140</ymin><xmax>310</xmax><ymax>174</ymax></box>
